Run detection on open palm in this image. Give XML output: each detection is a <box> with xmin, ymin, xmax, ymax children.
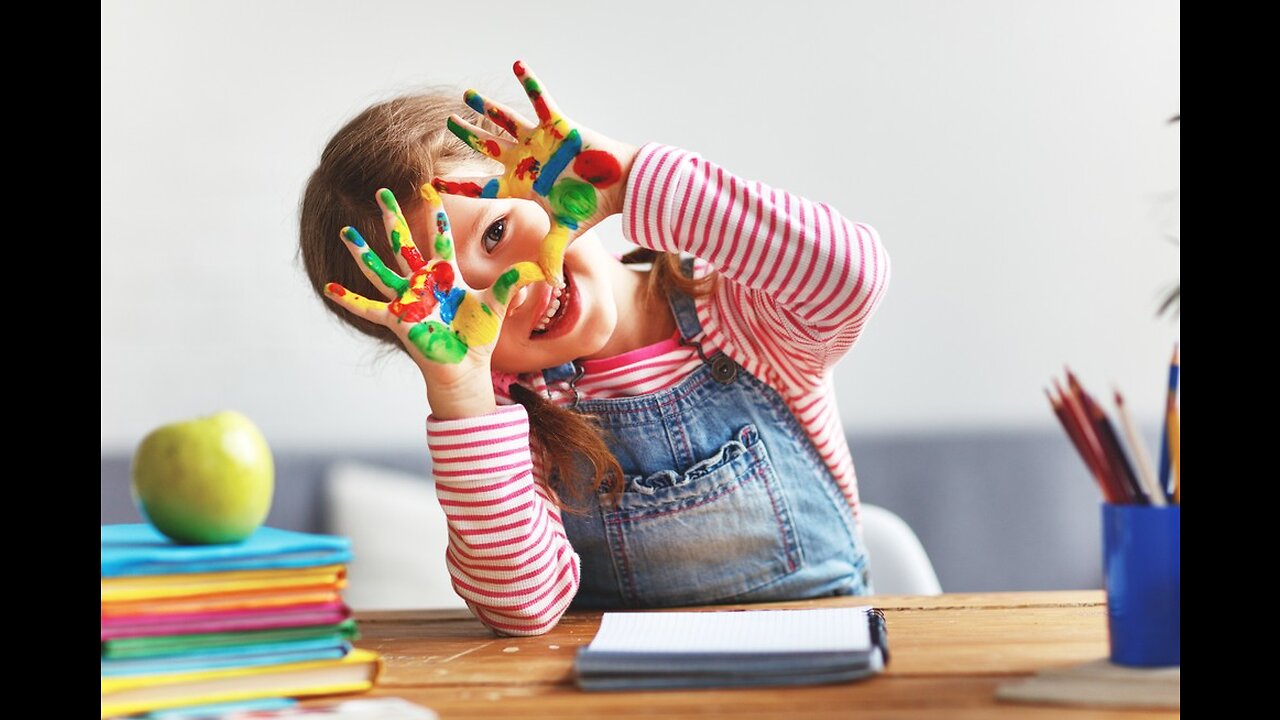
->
<box><xmin>437</xmin><ymin>60</ymin><xmax>634</xmax><ymax>287</ymax></box>
<box><xmin>323</xmin><ymin>185</ymin><xmax>541</xmax><ymax>370</ymax></box>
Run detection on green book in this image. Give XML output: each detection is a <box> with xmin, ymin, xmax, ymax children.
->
<box><xmin>102</xmin><ymin>619</ymin><xmax>358</xmax><ymax>660</ymax></box>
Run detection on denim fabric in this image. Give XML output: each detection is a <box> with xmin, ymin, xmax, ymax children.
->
<box><xmin>551</xmin><ymin>265</ymin><xmax>870</xmax><ymax>609</ymax></box>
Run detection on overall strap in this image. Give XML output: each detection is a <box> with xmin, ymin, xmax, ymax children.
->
<box><xmin>665</xmin><ymin>255</ymin><xmax>704</xmax><ymax>341</ymax></box>
<box><xmin>542</xmin><ymin>360</ymin><xmax>580</xmax><ymax>385</ymax></box>
<box><xmin>666</xmin><ymin>255</ymin><xmax>737</xmax><ymax>385</ymax></box>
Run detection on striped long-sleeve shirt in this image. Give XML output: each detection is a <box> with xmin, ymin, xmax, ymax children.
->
<box><xmin>426</xmin><ymin>143</ymin><xmax>890</xmax><ymax>636</ymax></box>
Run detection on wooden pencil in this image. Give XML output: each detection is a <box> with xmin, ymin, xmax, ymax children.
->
<box><xmin>1054</xmin><ymin>371</ymin><xmax>1126</xmax><ymax>502</ymax></box>
<box><xmin>1159</xmin><ymin>344</ymin><xmax>1180</xmax><ymax>500</ymax></box>
<box><xmin>1086</xmin><ymin>393</ymin><xmax>1146</xmax><ymax>504</ymax></box>
<box><xmin>1046</xmin><ymin>387</ymin><xmax>1115</xmax><ymax>502</ymax></box>
<box><xmin>1114</xmin><ymin>389</ymin><xmax>1165</xmax><ymax>507</ymax></box>
<box><xmin>1170</xmin><ymin>400</ymin><xmax>1180</xmax><ymax>504</ymax></box>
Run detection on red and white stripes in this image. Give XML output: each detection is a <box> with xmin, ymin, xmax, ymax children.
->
<box><xmin>428</xmin><ymin>143</ymin><xmax>888</xmax><ymax>635</ymax></box>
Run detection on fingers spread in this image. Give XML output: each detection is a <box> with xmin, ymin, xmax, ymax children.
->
<box><xmin>340</xmin><ymin>226</ymin><xmax>409</xmax><ymax>298</ymax></box>
<box><xmin>376</xmin><ymin>189</ymin><xmax>425</xmax><ymax>273</ymax></box>
<box><xmin>463</xmin><ymin>89</ymin><xmax>532</xmax><ymax>139</ymax></box>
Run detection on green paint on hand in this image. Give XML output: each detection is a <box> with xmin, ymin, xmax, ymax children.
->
<box><xmin>547</xmin><ymin>179</ymin><xmax>598</xmax><ymax>226</ymax></box>
<box><xmin>378</xmin><ymin>188</ymin><xmax>401</xmax><ymax>214</ymax></box>
<box><xmin>523</xmin><ymin>77</ymin><xmax>542</xmax><ymax>95</ymax></box>
<box><xmin>361</xmin><ymin>249</ymin><xmax>408</xmax><ymax>294</ymax></box>
<box><xmin>408</xmin><ymin>321</ymin><xmax>468</xmax><ymax>364</ymax></box>
<box><xmin>493</xmin><ymin>268</ymin><xmax>521</xmax><ymax>304</ymax></box>
<box><xmin>446</xmin><ymin>117</ymin><xmax>481</xmax><ymax>153</ymax></box>
<box><xmin>435</xmin><ymin>234</ymin><xmax>454</xmax><ymax>261</ymax></box>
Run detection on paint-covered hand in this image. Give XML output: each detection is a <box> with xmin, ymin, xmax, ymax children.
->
<box><xmin>435</xmin><ymin>60</ymin><xmax>636</xmax><ymax>287</ymax></box>
<box><xmin>323</xmin><ymin>186</ymin><xmax>542</xmax><ymax>379</ymax></box>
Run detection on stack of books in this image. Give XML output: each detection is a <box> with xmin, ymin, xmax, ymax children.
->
<box><xmin>101</xmin><ymin>524</ymin><xmax>381</xmax><ymax>718</ymax></box>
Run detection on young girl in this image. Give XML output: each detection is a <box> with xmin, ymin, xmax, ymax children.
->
<box><xmin>300</xmin><ymin>62</ymin><xmax>889</xmax><ymax>637</ymax></box>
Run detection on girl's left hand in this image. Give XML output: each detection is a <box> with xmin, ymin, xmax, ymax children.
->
<box><xmin>436</xmin><ymin>60</ymin><xmax>637</xmax><ymax>287</ymax></box>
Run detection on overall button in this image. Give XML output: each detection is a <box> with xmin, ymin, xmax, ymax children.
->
<box><xmin>711</xmin><ymin>355</ymin><xmax>738</xmax><ymax>384</ymax></box>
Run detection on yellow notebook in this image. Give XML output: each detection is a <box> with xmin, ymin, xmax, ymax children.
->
<box><xmin>100</xmin><ymin>648</ymin><xmax>380</xmax><ymax>718</ymax></box>
<box><xmin>101</xmin><ymin>565</ymin><xmax>346</xmax><ymax>602</ymax></box>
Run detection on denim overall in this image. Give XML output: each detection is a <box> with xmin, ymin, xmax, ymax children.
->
<box><xmin>545</xmin><ymin>266</ymin><xmax>871</xmax><ymax>609</ymax></box>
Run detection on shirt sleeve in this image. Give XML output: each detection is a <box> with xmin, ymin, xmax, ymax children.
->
<box><xmin>426</xmin><ymin>404</ymin><xmax>580</xmax><ymax>636</ymax></box>
<box><xmin>621</xmin><ymin>143</ymin><xmax>890</xmax><ymax>391</ymax></box>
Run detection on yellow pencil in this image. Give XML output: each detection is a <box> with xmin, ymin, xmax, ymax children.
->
<box><xmin>1170</xmin><ymin>400</ymin><xmax>1180</xmax><ymax>504</ymax></box>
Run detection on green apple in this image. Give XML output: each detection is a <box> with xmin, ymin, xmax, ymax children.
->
<box><xmin>131</xmin><ymin>410</ymin><xmax>274</xmax><ymax>545</ymax></box>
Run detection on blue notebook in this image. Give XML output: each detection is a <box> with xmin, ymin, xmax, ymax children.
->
<box><xmin>101</xmin><ymin>524</ymin><xmax>352</xmax><ymax>577</ymax></box>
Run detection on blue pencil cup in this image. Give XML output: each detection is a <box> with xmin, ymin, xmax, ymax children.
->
<box><xmin>1102</xmin><ymin>504</ymin><xmax>1180</xmax><ymax>667</ymax></box>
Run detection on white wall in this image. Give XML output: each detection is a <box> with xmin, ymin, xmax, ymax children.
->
<box><xmin>102</xmin><ymin>0</ymin><xmax>1179</xmax><ymax>453</ymax></box>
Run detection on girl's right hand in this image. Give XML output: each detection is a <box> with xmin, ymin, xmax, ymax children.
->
<box><xmin>323</xmin><ymin>185</ymin><xmax>542</xmax><ymax>418</ymax></box>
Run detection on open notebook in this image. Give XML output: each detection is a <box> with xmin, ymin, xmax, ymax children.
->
<box><xmin>575</xmin><ymin>606</ymin><xmax>889</xmax><ymax>691</ymax></box>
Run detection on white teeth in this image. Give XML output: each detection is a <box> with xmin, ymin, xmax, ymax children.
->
<box><xmin>532</xmin><ymin>287</ymin><xmax>570</xmax><ymax>333</ymax></box>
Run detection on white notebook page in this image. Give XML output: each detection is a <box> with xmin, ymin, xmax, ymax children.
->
<box><xmin>586</xmin><ymin>606</ymin><xmax>873</xmax><ymax>654</ymax></box>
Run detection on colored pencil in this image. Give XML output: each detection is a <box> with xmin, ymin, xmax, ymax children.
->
<box><xmin>1066</xmin><ymin>370</ymin><xmax>1135</xmax><ymax>503</ymax></box>
<box><xmin>1114</xmin><ymin>389</ymin><xmax>1165</xmax><ymax>507</ymax></box>
<box><xmin>1057</xmin><ymin>375</ymin><xmax>1122</xmax><ymax>502</ymax></box>
<box><xmin>1170</xmin><ymin>400</ymin><xmax>1180</xmax><ymax>504</ymax></box>
<box><xmin>1158</xmin><ymin>344</ymin><xmax>1180</xmax><ymax>500</ymax></box>
<box><xmin>1086</xmin><ymin>393</ymin><xmax>1145</xmax><ymax>504</ymax></box>
<box><xmin>1046</xmin><ymin>387</ymin><xmax>1114</xmax><ymax>502</ymax></box>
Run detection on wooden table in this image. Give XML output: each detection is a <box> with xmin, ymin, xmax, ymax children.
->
<box><xmin>343</xmin><ymin>591</ymin><xmax>1176</xmax><ymax>719</ymax></box>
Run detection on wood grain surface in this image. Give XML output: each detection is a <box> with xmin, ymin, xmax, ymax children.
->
<box><xmin>307</xmin><ymin>591</ymin><xmax>1177</xmax><ymax>719</ymax></box>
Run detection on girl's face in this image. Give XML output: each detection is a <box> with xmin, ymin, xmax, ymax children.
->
<box><xmin>406</xmin><ymin>193</ymin><xmax>621</xmax><ymax>374</ymax></box>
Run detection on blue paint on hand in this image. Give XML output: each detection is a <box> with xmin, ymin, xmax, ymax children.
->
<box><xmin>438</xmin><ymin>287</ymin><xmax>467</xmax><ymax>324</ymax></box>
<box><xmin>532</xmin><ymin>129</ymin><xmax>583</xmax><ymax>196</ymax></box>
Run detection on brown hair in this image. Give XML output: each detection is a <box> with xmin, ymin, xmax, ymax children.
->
<box><xmin>299</xmin><ymin>91</ymin><xmax>717</xmax><ymax>509</ymax></box>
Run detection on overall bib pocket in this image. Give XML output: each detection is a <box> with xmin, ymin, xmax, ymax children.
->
<box><xmin>602</xmin><ymin>424</ymin><xmax>803</xmax><ymax>606</ymax></box>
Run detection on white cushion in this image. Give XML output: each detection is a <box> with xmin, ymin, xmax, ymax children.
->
<box><xmin>861</xmin><ymin>503</ymin><xmax>943</xmax><ymax>595</ymax></box>
<box><xmin>325</xmin><ymin>462</ymin><xmax>465</xmax><ymax>610</ymax></box>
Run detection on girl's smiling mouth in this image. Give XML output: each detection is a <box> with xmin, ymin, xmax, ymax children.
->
<box><xmin>530</xmin><ymin>267</ymin><xmax>579</xmax><ymax>340</ymax></box>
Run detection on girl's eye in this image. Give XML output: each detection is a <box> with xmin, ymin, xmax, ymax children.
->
<box><xmin>482</xmin><ymin>217</ymin><xmax>506</xmax><ymax>253</ymax></box>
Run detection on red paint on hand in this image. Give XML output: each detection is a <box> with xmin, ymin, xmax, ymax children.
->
<box><xmin>400</xmin><ymin>246</ymin><xmax>426</xmax><ymax>270</ymax></box>
<box><xmin>483</xmin><ymin>139</ymin><xmax>502</xmax><ymax>158</ymax></box>
<box><xmin>326</xmin><ymin>283</ymin><xmax>346</xmax><ymax>296</ymax></box>
<box><xmin>390</xmin><ymin>295</ymin><xmax>435</xmax><ymax>323</ymax></box>
<box><xmin>573</xmin><ymin>150</ymin><xmax>622</xmax><ymax>188</ymax></box>
<box><xmin>488</xmin><ymin>109</ymin><xmax>519</xmax><ymax>137</ymax></box>
<box><xmin>433</xmin><ymin>178</ymin><xmax>483</xmax><ymax>198</ymax></box>
<box><xmin>515</xmin><ymin>156</ymin><xmax>541</xmax><ymax>182</ymax></box>
<box><xmin>429</xmin><ymin>262</ymin><xmax>455</xmax><ymax>294</ymax></box>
